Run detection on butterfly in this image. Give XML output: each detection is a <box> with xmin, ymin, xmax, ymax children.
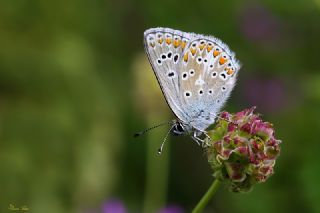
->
<box><xmin>143</xmin><ymin>27</ymin><xmax>241</xmax><ymax>153</ymax></box>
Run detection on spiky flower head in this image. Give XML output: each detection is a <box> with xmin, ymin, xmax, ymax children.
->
<box><xmin>206</xmin><ymin>107</ymin><xmax>281</xmax><ymax>192</ymax></box>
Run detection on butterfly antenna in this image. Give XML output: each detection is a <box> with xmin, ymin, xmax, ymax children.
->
<box><xmin>158</xmin><ymin>124</ymin><xmax>175</xmax><ymax>155</ymax></box>
<box><xmin>134</xmin><ymin>120</ymin><xmax>174</xmax><ymax>138</ymax></box>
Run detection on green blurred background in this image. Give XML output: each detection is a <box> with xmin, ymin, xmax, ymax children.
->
<box><xmin>1</xmin><ymin>0</ymin><xmax>320</xmax><ymax>212</ymax></box>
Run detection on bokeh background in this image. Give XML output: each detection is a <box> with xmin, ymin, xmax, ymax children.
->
<box><xmin>1</xmin><ymin>0</ymin><xmax>320</xmax><ymax>212</ymax></box>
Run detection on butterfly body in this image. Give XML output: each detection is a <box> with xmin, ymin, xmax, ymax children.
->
<box><xmin>143</xmin><ymin>27</ymin><xmax>240</xmax><ymax>142</ymax></box>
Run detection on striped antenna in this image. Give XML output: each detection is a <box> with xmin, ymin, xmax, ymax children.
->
<box><xmin>133</xmin><ymin>120</ymin><xmax>175</xmax><ymax>138</ymax></box>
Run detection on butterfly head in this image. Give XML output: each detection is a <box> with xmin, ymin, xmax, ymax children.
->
<box><xmin>171</xmin><ymin>119</ymin><xmax>206</xmax><ymax>138</ymax></box>
<box><xmin>171</xmin><ymin>120</ymin><xmax>193</xmax><ymax>136</ymax></box>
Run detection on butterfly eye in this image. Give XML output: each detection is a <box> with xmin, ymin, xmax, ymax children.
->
<box><xmin>175</xmin><ymin>123</ymin><xmax>184</xmax><ymax>132</ymax></box>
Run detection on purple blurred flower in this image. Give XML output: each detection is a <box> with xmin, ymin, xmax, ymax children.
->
<box><xmin>158</xmin><ymin>205</ymin><xmax>184</xmax><ymax>213</ymax></box>
<box><xmin>243</xmin><ymin>77</ymin><xmax>286</xmax><ymax>113</ymax></box>
<box><xmin>98</xmin><ymin>199</ymin><xmax>183</xmax><ymax>213</ymax></box>
<box><xmin>102</xmin><ymin>199</ymin><xmax>127</xmax><ymax>213</ymax></box>
<box><xmin>239</xmin><ymin>3</ymin><xmax>281</xmax><ymax>43</ymax></box>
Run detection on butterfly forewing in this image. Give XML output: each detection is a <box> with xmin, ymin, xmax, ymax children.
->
<box><xmin>144</xmin><ymin>28</ymin><xmax>193</xmax><ymax>124</ymax></box>
<box><xmin>144</xmin><ymin>27</ymin><xmax>241</xmax><ymax>132</ymax></box>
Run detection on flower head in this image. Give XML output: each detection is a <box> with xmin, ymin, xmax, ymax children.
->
<box><xmin>206</xmin><ymin>107</ymin><xmax>281</xmax><ymax>192</ymax></box>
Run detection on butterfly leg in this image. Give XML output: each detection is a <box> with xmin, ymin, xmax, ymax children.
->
<box><xmin>192</xmin><ymin>130</ymin><xmax>212</xmax><ymax>147</ymax></box>
<box><xmin>191</xmin><ymin>131</ymin><xmax>206</xmax><ymax>146</ymax></box>
<box><xmin>191</xmin><ymin>135</ymin><xmax>201</xmax><ymax>146</ymax></box>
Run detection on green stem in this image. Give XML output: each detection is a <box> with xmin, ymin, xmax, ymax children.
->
<box><xmin>143</xmin><ymin>115</ymin><xmax>170</xmax><ymax>213</ymax></box>
<box><xmin>192</xmin><ymin>179</ymin><xmax>221</xmax><ymax>213</ymax></box>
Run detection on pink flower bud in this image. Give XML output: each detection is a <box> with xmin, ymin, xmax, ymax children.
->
<box><xmin>206</xmin><ymin>107</ymin><xmax>281</xmax><ymax>192</ymax></box>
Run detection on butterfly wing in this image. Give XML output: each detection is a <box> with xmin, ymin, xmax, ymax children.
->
<box><xmin>179</xmin><ymin>34</ymin><xmax>241</xmax><ymax>131</ymax></box>
<box><xmin>144</xmin><ymin>28</ymin><xmax>241</xmax><ymax>131</ymax></box>
<box><xmin>144</xmin><ymin>28</ymin><xmax>194</xmax><ymax>125</ymax></box>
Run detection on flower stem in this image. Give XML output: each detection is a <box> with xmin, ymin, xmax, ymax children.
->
<box><xmin>143</xmin><ymin>115</ymin><xmax>170</xmax><ymax>213</ymax></box>
<box><xmin>192</xmin><ymin>179</ymin><xmax>221</xmax><ymax>213</ymax></box>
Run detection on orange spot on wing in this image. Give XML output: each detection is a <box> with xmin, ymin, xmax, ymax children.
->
<box><xmin>173</xmin><ymin>39</ymin><xmax>181</xmax><ymax>48</ymax></box>
<box><xmin>227</xmin><ymin>69</ymin><xmax>234</xmax><ymax>75</ymax></box>
<box><xmin>181</xmin><ymin>41</ymin><xmax>186</xmax><ymax>49</ymax></box>
<box><xmin>207</xmin><ymin>46</ymin><xmax>213</xmax><ymax>52</ymax></box>
<box><xmin>166</xmin><ymin>38</ymin><xmax>172</xmax><ymax>45</ymax></box>
<box><xmin>190</xmin><ymin>48</ymin><xmax>196</xmax><ymax>56</ymax></box>
<box><xmin>150</xmin><ymin>42</ymin><xmax>155</xmax><ymax>47</ymax></box>
<box><xmin>213</xmin><ymin>50</ymin><xmax>220</xmax><ymax>57</ymax></box>
<box><xmin>158</xmin><ymin>38</ymin><xmax>163</xmax><ymax>44</ymax></box>
<box><xmin>183</xmin><ymin>52</ymin><xmax>189</xmax><ymax>62</ymax></box>
<box><xmin>199</xmin><ymin>44</ymin><xmax>205</xmax><ymax>51</ymax></box>
<box><xmin>219</xmin><ymin>57</ymin><xmax>227</xmax><ymax>65</ymax></box>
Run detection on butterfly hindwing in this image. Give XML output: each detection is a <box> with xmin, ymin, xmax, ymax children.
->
<box><xmin>178</xmin><ymin>36</ymin><xmax>240</xmax><ymax>130</ymax></box>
